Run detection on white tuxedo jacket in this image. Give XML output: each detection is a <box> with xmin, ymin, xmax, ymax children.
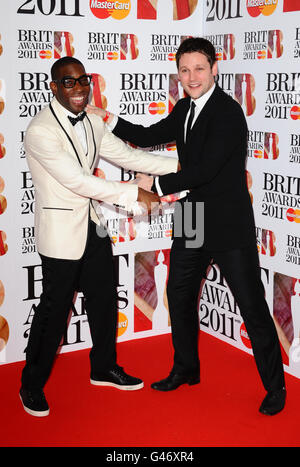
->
<box><xmin>25</xmin><ymin>98</ymin><xmax>177</xmax><ymax>260</ymax></box>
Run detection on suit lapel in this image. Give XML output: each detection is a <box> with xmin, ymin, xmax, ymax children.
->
<box><xmin>50</xmin><ymin>98</ymin><xmax>94</xmax><ymax>172</ymax></box>
<box><xmin>176</xmin><ymin>98</ymin><xmax>190</xmax><ymax>161</ymax></box>
<box><xmin>84</xmin><ymin>115</ymin><xmax>97</xmax><ymax>169</ymax></box>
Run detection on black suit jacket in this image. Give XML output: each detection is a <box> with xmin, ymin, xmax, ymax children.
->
<box><xmin>113</xmin><ymin>85</ymin><xmax>256</xmax><ymax>251</ymax></box>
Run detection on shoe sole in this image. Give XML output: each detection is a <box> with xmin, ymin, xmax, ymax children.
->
<box><xmin>90</xmin><ymin>379</ymin><xmax>144</xmax><ymax>391</ymax></box>
<box><xmin>19</xmin><ymin>394</ymin><xmax>50</xmax><ymax>417</ymax></box>
<box><xmin>151</xmin><ymin>378</ymin><xmax>200</xmax><ymax>391</ymax></box>
<box><xmin>259</xmin><ymin>405</ymin><xmax>285</xmax><ymax>416</ymax></box>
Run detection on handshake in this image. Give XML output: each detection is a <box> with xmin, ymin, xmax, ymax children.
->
<box><xmin>134</xmin><ymin>173</ymin><xmax>160</xmax><ymax>215</ymax></box>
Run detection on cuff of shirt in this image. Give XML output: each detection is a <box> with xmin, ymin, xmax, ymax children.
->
<box><xmin>153</xmin><ymin>177</ymin><xmax>163</xmax><ymax>197</ymax></box>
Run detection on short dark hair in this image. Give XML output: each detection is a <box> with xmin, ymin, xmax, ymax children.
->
<box><xmin>51</xmin><ymin>56</ymin><xmax>84</xmax><ymax>81</ymax></box>
<box><xmin>176</xmin><ymin>37</ymin><xmax>216</xmax><ymax>69</ymax></box>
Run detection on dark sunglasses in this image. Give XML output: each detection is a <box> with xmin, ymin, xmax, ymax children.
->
<box><xmin>53</xmin><ymin>74</ymin><xmax>92</xmax><ymax>89</ymax></box>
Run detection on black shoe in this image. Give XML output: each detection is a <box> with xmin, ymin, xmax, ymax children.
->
<box><xmin>259</xmin><ymin>388</ymin><xmax>286</xmax><ymax>415</ymax></box>
<box><xmin>19</xmin><ymin>387</ymin><xmax>50</xmax><ymax>417</ymax></box>
<box><xmin>90</xmin><ymin>365</ymin><xmax>144</xmax><ymax>391</ymax></box>
<box><xmin>151</xmin><ymin>372</ymin><xmax>200</xmax><ymax>391</ymax></box>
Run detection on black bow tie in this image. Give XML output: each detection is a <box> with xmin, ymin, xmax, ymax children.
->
<box><xmin>68</xmin><ymin>111</ymin><xmax>86</xmax><ymax>126</ymax></box>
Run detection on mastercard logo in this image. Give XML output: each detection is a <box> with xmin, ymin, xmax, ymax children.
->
<box><xmin>291</xmin><ymin>106</ymin><xmax>300</xmax><ymax>120</ymax></box>
<box><xmin>254</xmin><ymin>150</ymin><xmax>263</xmax><ymax>158</ymax></box>
<box><xmin>90</xmin><ymin>0</ymin><xmax>131</xmax><ymax>20</ymax></box>
<box><xmin>107</xmin><ymin>51</ymin><xmax>118</xmax><ymax>60</ymax></box>
<box><xmin>216</xmin><ymin>52</ymin><xmax>223</xmax><ymax>61</ymax></box>
<box><xmin>166</xmin><ymin>143</ymin><xmax>176</xmax><ymax>151</ymax></box>
<box><xmin>117</xmin><ymin>312</ymin><xmax>128</xmax><ymax>337</ymax></box>
<box><xmin>148</xmin><ymin>102</ymin><xmax>166</xmax><ymax>115</ymax></box>
<box><xmin>257</xmin><ymin>50</ymin><xmax>266</xmax><ymax>59</ymax></box>
<box><xmin>168</xmin><ymin>53</ymin><xmax>176</xmax><ymax>61</ymax></box>
<box><xmin>247</xmin><ymin>0</ymin><xmax>278</xmax><ymax>17</ymax></box>
<box><xmin>240</xmin><ymin>323</ymin><xmax>252</xmax><ymax>349</ymax></box>
<box><xmin>39</xmin><ymin>50</ymin><xmax>52</xmax><ymax>59</ymax></box>
<box><xmin>286</xmin><ymin>208</ymin><xmax>300</xmax><ymax>223</ymax></box>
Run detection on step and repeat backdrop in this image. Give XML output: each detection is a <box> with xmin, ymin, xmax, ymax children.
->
<box><xmin>0</xmin><ymin>0</ymin><xmax>299</xmax><ymax>380</ymax></box>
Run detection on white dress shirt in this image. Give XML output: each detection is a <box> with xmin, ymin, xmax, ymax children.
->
<box><xmin>184</xmin><ymin>83</ymin><xmax>215</xmax><ymax>141</ymax></box>
<box><xmin>63</xmin><ymin>108</ymin><xmax>88</xmax><ymax>154</ymax></box>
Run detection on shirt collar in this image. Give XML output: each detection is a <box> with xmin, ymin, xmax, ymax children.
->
<box><xmin>191</xmin><ymin>83</ymin><xmax>215</xmax><ymax>112</ymax></box>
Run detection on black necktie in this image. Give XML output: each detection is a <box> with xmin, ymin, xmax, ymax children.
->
<box><xmin>186</xmin><ymin>101</ymin><xmax>195</xmax><ymax>140</ymax></box>
<box><xmin>68</xmin><ymin>111</ymin><xmax>86</xmax><ymax>126</ymax></box>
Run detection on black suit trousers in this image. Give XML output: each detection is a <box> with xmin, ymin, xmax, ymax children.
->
<box><xmin>167</xmin><ymin>238</ymin><xmax>285</xmax><ymax>393</ymax></box>
<box><xmin>21</xmin><ymin>221</ymin><xmax>117</xmax><ymax>390</ymax></box>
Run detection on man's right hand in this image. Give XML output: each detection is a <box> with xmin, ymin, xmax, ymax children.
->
<box><xmin>137</xmin><ymin>187</ymin><xmax>160</xmax><ymax>214</ymax></box>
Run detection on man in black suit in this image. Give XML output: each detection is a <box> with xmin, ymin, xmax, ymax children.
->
<box><xmin>87</xmin><ymin>37</ymin><xmax>286</xmax><ymax>415</ymax></box>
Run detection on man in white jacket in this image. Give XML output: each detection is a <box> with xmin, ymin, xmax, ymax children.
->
<box><xmin>20</xmin><ymin>56</ymin><xmax>178</xmax><ymax>417</ymax></box>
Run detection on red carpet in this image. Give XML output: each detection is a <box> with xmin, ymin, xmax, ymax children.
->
<box><xmin>0</xmin><ymin>332</ymin><xmax>299</xmax><ymax>448</ymax></box>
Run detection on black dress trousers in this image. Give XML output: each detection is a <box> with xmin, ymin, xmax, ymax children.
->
<box><xmin>167</xmin><ymin>238</ymin><xmax>285</xmax><ymax>393</ymax></box>
<box><xmin>21</xmin><ymin>221</ymin><xmax>118</xmax><ymax>390</ymax></box>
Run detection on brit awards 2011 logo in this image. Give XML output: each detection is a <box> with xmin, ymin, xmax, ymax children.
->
<box><xmin>88</xmin><ymin>32</ymin><xmax>138</xmax><ymax>61</ymax></box>
<box><xmin>265</xmin><ymin>72</ymin><xmax>300</xmax><ymax>120</ymax></box>
<box><xmin>17</xmin><ymin>30</ymin><xmax>75</xmax><ymax>60</ymax></box>
<box><xmin>247</xmin><ymin>130</ymin><xmax>279</xmax><ymax>159</ymax></box>
<box><xmin>119</xmin><ymin>73</ymin><xmax>167</xmax><ymax>116</ymax></box>
<box><xmin>149</xmin><ymin>34</ymin><xmax>184</xmax><ymax>62</ymax></box>
<box><xmin>262</xmin><ymin>172</ymin><xmax>300</xmax><ymax>223</ymax></box>
<box><xmin>243</xmin><ymin>30</ymin><xmax>283</xmax><ymax>60</ymax></box>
